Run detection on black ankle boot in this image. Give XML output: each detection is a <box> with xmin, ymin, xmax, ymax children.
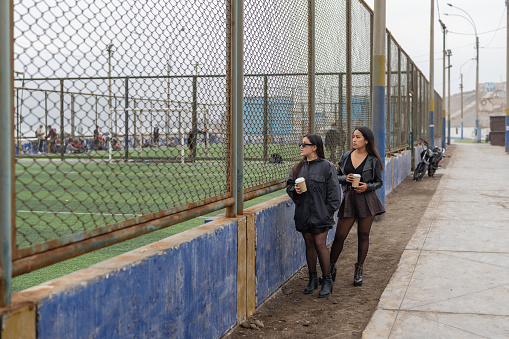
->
<box><xmin>331</xmin><ymin>264</ymin><xmax>337</xmax><ymax>282</ymax></box>
<box><xmin>319</xmin><ymin>264</ymin><xmax>337</xmax><ymax>285</ymax></box>
<box><xmin>304</xmin><ymin>271</ymin><xmax>318</xmax><ymax>294</ymax></box>
<box><xmin>318</xmin><ymin>273</ymin><xmax>333</xmax><ymax>298</ymax></box>
<box><xmin>354</xmin><ymin>263</ymin><xmax>363</xmax><ymax>286</ymax></box>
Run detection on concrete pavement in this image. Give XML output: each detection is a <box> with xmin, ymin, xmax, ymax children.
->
<box><xmin>363</xmin><ymin>142</ymin><xmax>509</xmax><ymax>338</ymax></box>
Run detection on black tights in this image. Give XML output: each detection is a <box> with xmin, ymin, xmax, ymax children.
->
<box><xmin>303</xmin><ymin>231</ymin><xmax>330</xmax><ymax>276</ymax></box>
<box><xmin>329</xmin><ymin>215</ymin><xmax>375</xmax><ymax>267</ymax></box>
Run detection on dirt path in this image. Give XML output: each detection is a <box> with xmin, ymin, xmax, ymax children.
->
<box><xmin>225</xmin><ymin>145</ymin><xmax>455</xmax><ymax>339</ymax></box>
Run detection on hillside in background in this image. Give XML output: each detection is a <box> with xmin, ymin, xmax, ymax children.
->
<box><xmin>447</xmin><ymin>89</ymin><xmax>506</xmax><ymax>129</ymax></box>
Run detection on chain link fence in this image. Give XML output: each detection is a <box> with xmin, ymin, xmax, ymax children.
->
<box><xmin>8</xmin><ymin>0</ymin><xmax>441</xmax><ymax>276</ymax></box>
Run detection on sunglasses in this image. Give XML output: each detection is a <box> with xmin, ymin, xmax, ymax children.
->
<box><xmin>299</xmin><ymin>143</ymin><xmax>314</xmax><ymax>148</ymax></box>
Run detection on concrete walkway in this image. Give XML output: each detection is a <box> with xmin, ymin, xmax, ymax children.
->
<box><xmin>363</xmin><ymin>142</ymin><xmax>509</xmax><ymax>338</ymax></box>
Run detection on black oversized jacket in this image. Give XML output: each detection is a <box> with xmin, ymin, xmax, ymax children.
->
<box><xmin>337</xmin><ymin>150</ymin><xmax>383</xmax><ymax>192</ymax></box>
<box><xmin>286</xmin><ymin>158</ymin><xmax>340</xmax><ymax>232</ymax></box>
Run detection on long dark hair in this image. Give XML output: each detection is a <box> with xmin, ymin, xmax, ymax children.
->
<box><xmin>354</xmin><ymin>126</ymin><xmax>384</xmax><ymax>171</ymax></box>
<box><xmin>292</xmin><ymin>134</ymin><xmax>325</xmax><ymax>179</ymax></box>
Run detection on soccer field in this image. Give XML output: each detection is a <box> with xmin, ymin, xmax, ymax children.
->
<box><xmin>15</xmin><ymin>142</ymin><xmax>301</xmax><ymax>249</ymax></box>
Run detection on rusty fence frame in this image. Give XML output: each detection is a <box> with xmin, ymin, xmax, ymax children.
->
<box><xmin>0</xmin><ymin>0</ymin><xmax>443</xmax><ymax>306</ymax></box>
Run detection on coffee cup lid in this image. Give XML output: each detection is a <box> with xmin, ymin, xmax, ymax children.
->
<box><xmin>295</xmin><ymin>177</ymin><xmax>305</xmax><ymax>183</ymax></box>
<box><xmin>353</xmin><ymin>174</ymin><xmax>361</xmax><ymax>177</ymax></box>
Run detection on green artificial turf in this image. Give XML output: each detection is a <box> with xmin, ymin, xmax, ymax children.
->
<box><xmin>12</xmin><ymin>143</ymin><xmax>296</xmax><ymax>293</ymax></box>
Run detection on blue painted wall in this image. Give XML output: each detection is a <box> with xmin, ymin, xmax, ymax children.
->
<box><xmin>385</xmin><ymin>157</ymin><xmax>393</xmax><ymax>196</ymax></box>
<box><xmin>403</xmin><ymin>151</ymin><xmax>411</xmax><ymax>178</ymax></box>
<box><xmin>253</xmin><ymin>197</ymin><xmax>338</xmax><ymax>307</ymax></box>
<box><xmin>36</xmin><ymin>222</ymin><xmax>238</xmax><ymax>339</ymax></box>
<box><xmin>254</xmin><ymin>199</ymin><xmax>304</xmax><ymax>306</ymax></box>
<box><xmin>393</xmin><ymin>155</ymin><xmax>402</xmax><ymax>188</ymax></box>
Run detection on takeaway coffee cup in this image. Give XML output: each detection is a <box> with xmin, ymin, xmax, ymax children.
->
<box><xmin>352</xmin><ymin>174</ymin><xmax>361</xmax><ymax>187</ymax></box>
<box><xmin>295</xmin><ymin>177</ymin><xmax>307</xmax><ymax>193</ymax></box>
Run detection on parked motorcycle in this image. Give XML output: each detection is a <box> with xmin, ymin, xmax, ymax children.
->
<box><xmin>413</xmin><ymin>139</ymin><xmax>445</xmax><ymax>181</ymax></box>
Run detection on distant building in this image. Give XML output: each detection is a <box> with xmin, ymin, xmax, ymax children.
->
<box><xmin>479</xmin><ymin>82</ymin><xmax>506</xmax><ymax>93</ymax></box>
<box><xmin>484</xmin><ymin>82</ymin><xmax>496</xmax><ymax>92</ymax></box>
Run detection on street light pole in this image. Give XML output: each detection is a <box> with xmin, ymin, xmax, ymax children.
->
<box><xmin>460</xmin><ymin>73</ymin><xmax>464</xmax><ymax>139</ymax></box>
<box><xmin>447</xmin><ymin>4</ymin><xmax>479</xmax><ymax>142</ymax></box>
<box><xmin>447</xmin><ymin>49</ymin><xmax>452</xmax><ymax>145</ymax></box>
<box><xmin>459</xmin><ymin>58</ymin><xmax>473</xmax><ymax>140</ymax></box>
<box><xmin>506</xmin><ymin>0</ymin><xmax>509</xmax><ymax>151</ymax></box>
<box><xmin>440</xmin><ymin>20</ymin><xmax>447</xmax><ymax>149</ymax></box>
<box><xmin>429</xmin><ymin>0</ymin><xmax>435</xmax><ymax>146</ymax></box>
<box><xmin>475</xmin><ymin>36</ymin><xmax>480</xmax><ymax>142</ymax></box>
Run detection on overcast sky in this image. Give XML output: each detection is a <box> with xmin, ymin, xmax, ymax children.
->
<box><xmin>364</xmin><ymin>0</ymin><xmax>507</xmax><ymax>96</ymax></box>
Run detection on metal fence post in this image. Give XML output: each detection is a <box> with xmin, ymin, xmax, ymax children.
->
<box><xmin>338</xmin><ymin>73</ymin><xmax>344</xmax><ymax>151</ymax></box>
<box><xmin>506</xmin><ymin>0</ymin><xmax>509</xmax><ymax>152</ymax></box>
<box><xmin>447</xmin><ymin>51</ymin><xmax>451</xmax><ymax>145</ymax></box>
<box><xmin>263</xmin><ymin>75</ymin><xmax>268</xmax><ymax>162</ymax></box>
<box><xmin>235</xmin><ymin>0</ymin><xmax>244</xmax><ymax>215</ymax></box>
<box><xmin>429</xmin><ymin>0</ymin><xmax>435</xmax><ymax>147</ymax></box>
<box><xmin>346</xmin><ymin>0</ymin><xmax>352</xmax><ymax>145</ymax></box>
<box><xmin>192</xmin><ymin>75</ymin><xmax>197</xmax><ymax>160</ymax></box>
<box><xmin>0</xmin><ymin>0</ymin><xmax>13</xmax><ymax>306</ymax></box>
<box><xmin>386</xmin><ymin>34</ymin><xmax>391</xmax><ymax>150</ymax></box>
<box><xmin>308</xmin><ymin>0</ymin><xmax>315</xmax><ymax>134</ymax></box>
<box><xmin>71</xmin><ymin>93</ymin><xmax>75</xmax><ymax>138</ymax></box>
<box><xmin>44</xmin><ymin>91</ymin><xmax>48</xmax><ymax>139</ymax></box>
<box><xmin>397</xmin><ymin>48</ymin><xmax>402</xmax><ymax>147</ymax></box>
<box><xmin>372</xmin><ymin>0</ymin><xmax>386</xmax><ymax>206</ymax></box>
<box><xmin>124</xmin><ymin>77</ymin><xmax>129</xmax><ymax>161</ymax></box>
<box><xmin>60</xmin><ymin>80</ymin><xmax>65</xmax><ymax>160</ymax></box>
<box><xmin>228</xmin><ymin>0</ymin><xmax>244</xmax><ymax>216</ymax></box>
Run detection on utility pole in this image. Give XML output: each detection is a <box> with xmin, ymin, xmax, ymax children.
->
<box><xmin>475</xmin><ymin>36</ymin><xmax>480</xmax><ymax>142</ymax></box>
<box><xmin>447</xmin><ymin>49</ymin><xmax>452</xmax><ymax>145</ymax></box>
<box><xmin>372</xmin><ymin>0</ymin><xmax>386</xmax><ymax>207</ymax></box>
<box><xmin>429</xmin><ymin>0</ymin><xmax>435</xmax><ymax>146</ymax></box>
<box><xmin>440</xmin><ymin>20</ymin><xmax>447</xmax><ymax>149</ymax></box>
<box><xmin>506</xmin><ymin>0</ymin><xmax>509</xmax><ymax>151</ymax></box>
<box><xmin>460</xmin><ymin>74</ymin><xmax>464</xmax><ymax>139</ymax></box>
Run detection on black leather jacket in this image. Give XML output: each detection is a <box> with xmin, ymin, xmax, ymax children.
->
<box><xmin>287</xmin><ymin>158</ymin><xmax>340</xmax><ymax>232</ymax></box>
<box><xmin>337</xmin><ymin>150</ymin><xmax>383</xmax><ymax>192</ymax></box>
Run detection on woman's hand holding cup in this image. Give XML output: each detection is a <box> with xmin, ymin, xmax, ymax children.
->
<box><xmin>294</xmin><ymin>177</ymin><xmax>307</xmax><ymax>194</ymax></box>
<box><xmin>346</xmin><ymin>173</ymin><xmax>355</xmax><ymax>183</ymax></box>
<box><xmin>354</xmin><ymin>182</ymin><xmax>367</xmax><ymax>193</ymax></box>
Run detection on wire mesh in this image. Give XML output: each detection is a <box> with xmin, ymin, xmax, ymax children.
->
<box><xmin>351</xmin><ymin>0</ymin><xmax>372</xmax><ymax>135</ymax></box>
<box><xmin>388</xmin><ymin>37</ymin><xmax>400</xmax><ymax>150</ymax></box>
<box><xmin>316</xmin><ymin>0</ymin><xmax>347</xmax><ymax>162</ymax></box>
<box><xmin>242</xmin><ymin>0</ymin><xmax>309</xmax><ymax>190</ymax></box>
<box><xmin>400</xmin><ymin>52</ymin><xmax>409</xmax><ymax>147</ymax></box>
<box><xmin>14</xmin><ymin>0</ymin><xmax>229</xmax><ymax>251</ymax></box>
<box><xmin>10</xmin><ymin>0</ymin><xmax>441</xmax><ymax>269</ymax></box>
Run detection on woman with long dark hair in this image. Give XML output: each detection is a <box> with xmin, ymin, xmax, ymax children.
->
<box><xmin>329</xmin><ymin>126</ymin><xmax>385</xmax><ymax>287</ymax></box>
<box><xmin>286</xmin><ymin>134</ymin><xmax>340</xmax><ymax>298</ymax></box>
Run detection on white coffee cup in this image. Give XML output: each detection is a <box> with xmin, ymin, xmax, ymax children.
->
<box><xmin>352</xmin><ymin>174</ymin><xmax>361</xmax><ymax>187</ymax></box>
<box><xmin>295</xmin><ymin>177</ymin><xmax>307</xmax><ymax>192</ymax></box>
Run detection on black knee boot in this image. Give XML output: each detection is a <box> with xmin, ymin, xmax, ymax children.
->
<box><xmin>354</xmin><ymin>263</ymin><xmax>363</xmax><ymax>286</ymax></box>
<box><xmin>304</xmin><ymin>271</ymin><xmax>318</xmax><ymax>294</ymax></box>
<box><xmin>319</xmin><ymin>273</ymin><xmax>333</xmax><ymax>298</ymax></box>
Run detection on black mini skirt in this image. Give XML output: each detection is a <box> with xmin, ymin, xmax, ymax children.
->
<box><xmin>338</xmin><ymin>190</ymin><xmax>385</xmax><ymax>219</ymax></box>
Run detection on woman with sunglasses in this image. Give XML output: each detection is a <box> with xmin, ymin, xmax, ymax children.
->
<box><xmin>286</xmin><ymin>134</ymin><xmax>340</xmax><ymax>298</ymax></box>
<box><xmin>329</xmin><ymin>126</ymin><xmax>385</xmax><ymax>287</ymax></box>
